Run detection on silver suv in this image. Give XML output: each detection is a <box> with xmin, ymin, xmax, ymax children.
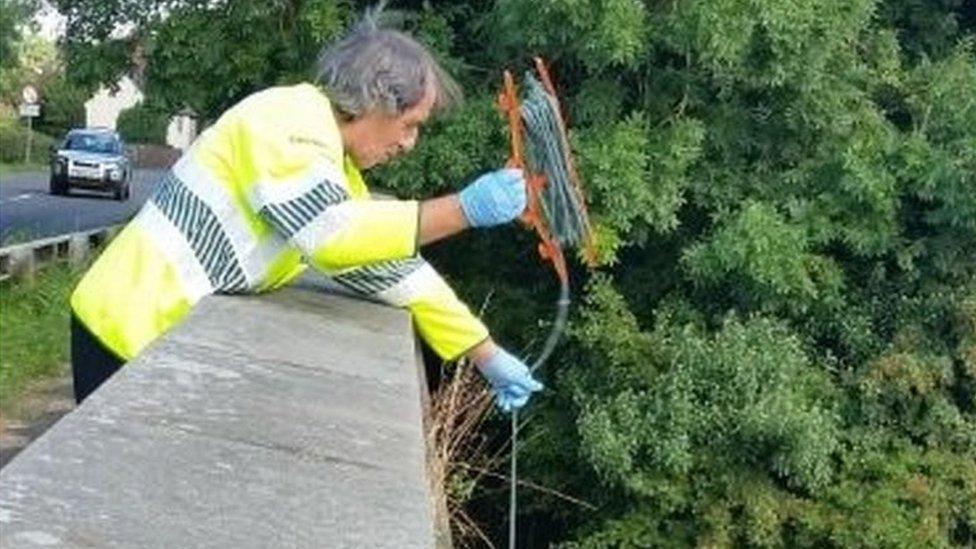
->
<box><xmin>50</xmin><ymin>128</ymin><xmax>131</xmax><ymax>200</ymax></box>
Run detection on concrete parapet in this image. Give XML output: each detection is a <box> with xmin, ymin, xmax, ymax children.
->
<box><xmin>0</xmin><ymin>276</ymin><xmax>438</xmax><ymax>548</ymax></box>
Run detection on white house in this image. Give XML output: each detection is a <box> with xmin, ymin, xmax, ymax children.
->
<box><xmin>84</xmin><ymin>75</ymin><xmax>197</xmax><ymax>150</ymax></box>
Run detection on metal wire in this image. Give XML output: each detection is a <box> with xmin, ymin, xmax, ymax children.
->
<box><xmin>509</xmin><ymin>70</ymin><xmax>585</xmax><ymax>549</ymax></box>
<box><xmin>520</xmin><ymin>74</ymin><xmax>589</xmax><ymax>250</ymax></box>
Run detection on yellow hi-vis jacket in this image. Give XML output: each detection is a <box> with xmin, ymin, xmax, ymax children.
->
<box><xmin>71</xmin><ymin>83</ymin><xmax>489</xmax><ymax>361</ymax></box>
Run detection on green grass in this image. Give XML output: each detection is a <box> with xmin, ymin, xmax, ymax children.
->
<box><xmin>0</xmin><ymin>162</ymin><xmax>47</xmax><ymax>178</ymax></box>
<box><xmin>0</xmin><ymin>264</ymin><xmax>84</xmax><ymax>412</ymax></box>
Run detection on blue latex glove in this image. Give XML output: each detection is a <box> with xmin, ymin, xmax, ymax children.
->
<box><xmin>479</xmin><ymin>347</ymin><xmax>544</xmax><ymax>413</ymax></box>
<box><xmin>458</xmin><ymin>168</ymin><xmax>527</xmax><ymax>228</ymax></box>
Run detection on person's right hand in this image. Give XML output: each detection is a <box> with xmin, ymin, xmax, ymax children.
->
<box><xmin>458</xmin><ymin>168</ymin><xmax>526</xmax><ymax>228</ymax></box>
<box><xmin>477</xmin><ymin>347</ymin><xmax>544</xmax><ymax>413</ymax></box>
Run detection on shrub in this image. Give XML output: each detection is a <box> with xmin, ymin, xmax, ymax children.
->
<box><xmin>36</xmin><ymin>76</ymin><xmax>88</xmax><ymax>138</ymax></box>
<box><xmin>116</xmin><ymin>103</ymin><xmax>168</xmax><ymax>144</ymax></box>
<box><xmin>0</xmin><ymin>116</ymin><xmax>56</xmax><ymax>164</ymax></box>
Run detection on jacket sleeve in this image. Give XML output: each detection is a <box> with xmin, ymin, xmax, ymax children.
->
<box><xmin>330</xmin><ymin>256</ymin><xmax>490</xmax><ymax>360</ymax></box>
<box><xmin>249</xmin><ymin>156</ymin><xmax>487</xmax><ymax>359</ymax></box>
<box><xmin>247</xmin><ymin>157</ymin><xmax>421</xmax><ymax>271</ymax></box>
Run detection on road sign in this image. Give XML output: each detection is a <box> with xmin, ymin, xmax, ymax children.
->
<box><xmin>19</xmin><ymin>104</ymin><xmax>40</xmax><ymax>117</ymax></box>
<box><xmin>18</xmin><ymin>100</ymin><xmax>41</xmax><ymax>163</ymax></box>
<box><xmin>21</xmin><ymin>85</ymin><xmax>38</xmax><ymax>104</ymax></box>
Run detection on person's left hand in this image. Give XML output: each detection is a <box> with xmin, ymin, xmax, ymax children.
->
<box><xmin>477</xmin><ymin>347</ymin><xmax>544</xmax><ymax>413</ymax></box>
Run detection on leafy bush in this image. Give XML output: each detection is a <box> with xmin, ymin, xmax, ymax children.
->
<box><xmin>36</xmin><ymin>76</ymin><xmax>88</xmax><ymax>138</ymax></box>
<box><xmin>116</xmin><ymin>103</ymin><xmax>169</xmax><ymax>144</ymax></box>
<box><xmin>0</xmin><ymin>115</ymin><xmax>55</xmax><ymax>164</ymax></box>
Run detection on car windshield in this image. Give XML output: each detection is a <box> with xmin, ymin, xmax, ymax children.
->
<box><xmin>65</xmin><ymin>133</ymin><xmax>121</xmax><ymax>154</ymax></box>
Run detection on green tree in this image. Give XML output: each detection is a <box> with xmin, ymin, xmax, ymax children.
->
<box><xmin>1</xmin><ymin>31</ymin><xmax>88</xmax><ymax>138</ymax></box>
<box><xmin>0</xmin><ymin>7</ymin><xmax>50</xmax><ymax>101</ymax></box>
<box><xmin>435</xmin><ymin>0</ymin><xmax>975</xmax><ymax>546</ymax></box>
<box><xmin>116</xmin><ymin>102</ymin><xmax>167</xmax><ymax>143</ymax></box>
<box><xmin>36</xmin><ymin>75</ymin><xmax>87</xmax><ymax>137</ymax></box>
<box><xmin>54</xmin><ymin>1</ymin><xmax>470</xmax><ymax>124</ymax></box>
<box><xmin>0</xmin><ymin>0</ymin><xmax>37</xmax><ymax>72</ymax></box>
<box><xmin>55</xmin><ymin>0</ymin><xmax>351</xmax><ymax>123</ymax></box>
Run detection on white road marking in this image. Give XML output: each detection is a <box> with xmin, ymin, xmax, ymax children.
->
<box><xmin>0</xmin><ymin>193</ymin><xmax>34</xmax><ymax>205</ymax></box>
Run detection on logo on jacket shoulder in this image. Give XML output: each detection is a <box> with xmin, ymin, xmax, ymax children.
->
<box><xmin>289</xmin><ymin>135</ymin><xmax>332</xmax><ymax>150</ymax></box>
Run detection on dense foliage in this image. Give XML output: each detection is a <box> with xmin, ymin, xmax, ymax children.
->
<box><xmin>54</xmin><ymin>0</ymin><xmax>351</xmax><ymax>123</ymax></box>
<box><xmin>59</xmin><ymin>0</ymin><xmax>976</xmax><ymax>546</ymax></box>
<box><xmin>116</xmin><ymin>102</ymin><xmax>168</xmax><ymax>143</ymax></box>
<box><xmin>0</xmin><ymin>7</ymin><xmax>88</xmax><ymax>143</ymax></box>
<box><xmin>0</xmin><ymin>0</ymin><xmax>37</xmax><ymax>75</ymax></box>
<box><xmin>0</xmin><ymin>112</ymin><xmax>56</xmax><ymax>163</ymax></box>
<box><xmin>34</xmin><ymin>74</ymin><xmax>87</xmax><ymax>138</ymax></box>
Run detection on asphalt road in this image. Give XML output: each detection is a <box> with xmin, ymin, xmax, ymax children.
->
<box><xmin>0</xmin><ymin>168</ymin><xmax>166</xmax><ymax>245</ymax></box>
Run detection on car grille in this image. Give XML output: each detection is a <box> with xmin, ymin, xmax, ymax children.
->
<box><xmin>74</xmin><ymin>161</ymin><xmax>100</xmax><ymax>168</ymax></box>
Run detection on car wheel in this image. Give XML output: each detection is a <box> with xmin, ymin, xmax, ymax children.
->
<box><xmin>114</xmin><ymin>181</ymin><xmax>130</xmax><ymax>201</ymax></box>
<box><xmin>49</xmin><ymin>175</ymin><xmax>65</xmax><ymax>195</ymax></box>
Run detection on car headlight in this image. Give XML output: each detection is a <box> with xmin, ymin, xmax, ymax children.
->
<box><xmin>105</xmin><ymin>163</ymin><xmax>123</xmax><ymax>180</ymax></box>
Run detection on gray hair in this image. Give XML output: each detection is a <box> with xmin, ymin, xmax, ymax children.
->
<box><xmin>315</xmin><ymin>5</ymin><xmax>462</xmax><ymax>121</ymax></box>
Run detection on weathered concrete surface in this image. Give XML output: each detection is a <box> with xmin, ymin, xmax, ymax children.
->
<box><xmin>0</xmin><ymin>279</ymin><xmax>435</xmax><ymax>548</ymax></box>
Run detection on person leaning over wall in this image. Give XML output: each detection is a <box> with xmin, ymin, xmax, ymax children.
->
<box><xmin>69</xmin><ymin>8</ymin><xmax>543</xmax><ymax>412</ymax></box>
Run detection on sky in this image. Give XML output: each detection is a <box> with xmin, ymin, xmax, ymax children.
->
<box><xmin>34</xmin><ymin>1</ymin><xmax>66</xmax><ymax>40</ymax></box>
<box><xmin>32</xmin><ymin>2</ymin><xmax>136</xmax><ymax>41</ymax></box>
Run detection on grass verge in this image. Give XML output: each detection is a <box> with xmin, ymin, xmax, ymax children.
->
<box><xmin>0</xmin><ymin>263</ymin><xmax>83</xmax><ymax>414</ymax></box>
<box><xmin>0</xmin><ymin>162</ymin><xmax>47</xmax><ymax>178</ymax></box>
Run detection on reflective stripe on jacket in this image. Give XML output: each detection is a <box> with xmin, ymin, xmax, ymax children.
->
<box><xmin>71</xmin><ymin>83</ymin><xmax>489</xmax><ymax>361</ymax></box>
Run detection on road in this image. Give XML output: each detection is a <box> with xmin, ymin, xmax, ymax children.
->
<box><xmin>0</xmin><ymin>168</ymin><xmax>165</xmax><ymax>245</ymax></box>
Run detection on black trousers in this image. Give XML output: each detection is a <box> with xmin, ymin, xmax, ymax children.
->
<box><xmin>71</xmin><ymin>314</ymin><xmax>125</xmax><ymax>404</ymax></box>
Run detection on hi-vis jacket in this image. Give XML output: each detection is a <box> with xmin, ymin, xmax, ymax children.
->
<box><xmin>71</xmin><ymin>83</ymin><xmax>489</xmax><ymax>361</ymax></box>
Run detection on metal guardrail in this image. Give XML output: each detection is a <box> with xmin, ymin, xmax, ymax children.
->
<box><xmin>0</xmin><ymin>224</ymin><xmax>123</xmax><ymax>283</ymax></box>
